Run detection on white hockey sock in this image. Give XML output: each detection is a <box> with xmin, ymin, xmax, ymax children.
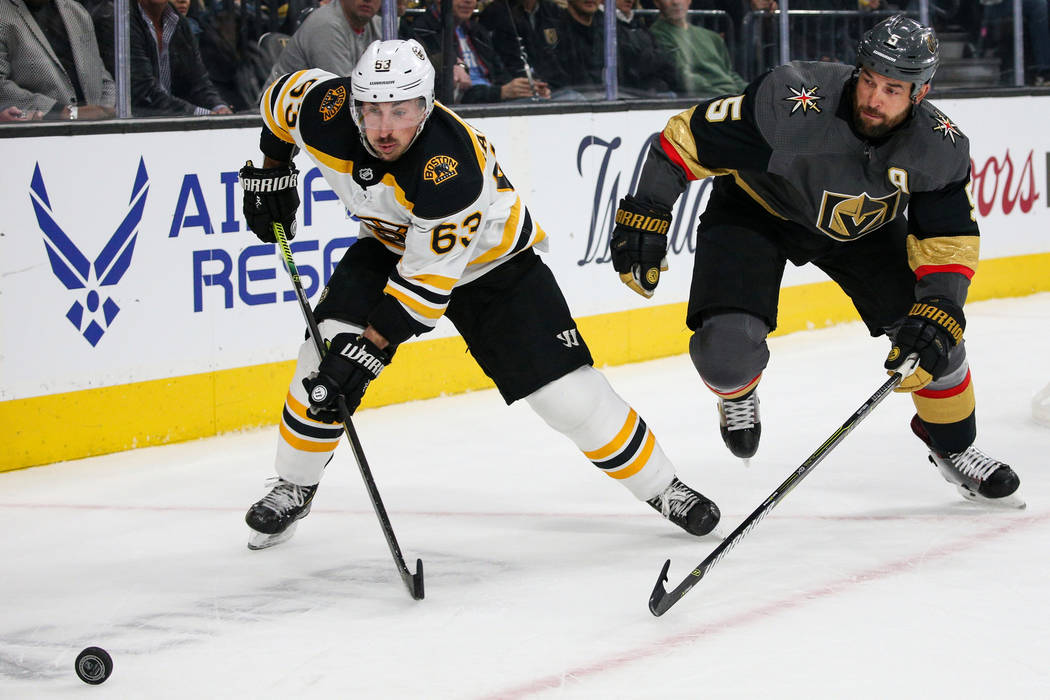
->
<box><xmin>273</xmin><ymin>319</ymin><xmax>362</xmax><ymax>485</ymax></box>
<box><xmin>525</xmin><ymin>365</ymin><xmax>675</xmax><ymax>501</ymax></box>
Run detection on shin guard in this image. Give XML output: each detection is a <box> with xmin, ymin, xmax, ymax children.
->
<box><xmin>525</xmin><ymin>366</ymin><xmax>674</xmax><ymax>500</ymax></box>
<box><xmin>274</xmin><ymin>319</ymin><xmax>361</xmax><ymax>485</ymax></box>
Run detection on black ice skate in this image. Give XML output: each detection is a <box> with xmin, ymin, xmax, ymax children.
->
<box><xmin>718</xmin><ymin>390</ymin><xmax>761</xmax><ymax>459</ymax></box>
<box><xmin>910</xmin><ymin>415</ymin><xmax>1025</xmax><ymax>509</ymax></box>
<box><xmin>647</xmin><ymin>477</ymin><xmax>721</xmax><ymax>536</ymax></box>
<box><xmin>246</xmin><ymin>478</ymin><xmax>319</xmax><ymax>550</ymax></box>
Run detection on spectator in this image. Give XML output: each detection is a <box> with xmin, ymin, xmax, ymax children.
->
<box><xmin>551</xmin><ymin>0</ymin><xmax>604</xmax><ymax>93</ymax></box>
<box><xmin>94</xmin><ymin>0</ymin><xmax>231</xmax><ymax>116</ymax></box>
<box><xmin>182</xmin><ymin>0</ymin><xmax>273</xmax><ymax>111</ymax></box>
<box><xmin>616</xmin><ymin>0</ymin><xmax>644</xmax><ymax>27</ymax></box>
<box><xmin>618</xmin><ymin>0</ymin><xmax>678</xmax><ymax>95</ymax></box>
<box><xmin>650</xmin><ymin>0</ymin><xmax>746</xmax><ymax>96</ymax></box>
<box><xmin>550</xmin><ymin>0</ymin><xmax>675</xmax><ymax>96</ymax></box>
<box><xmin>397</xmin><ymin>0</ymin><xmax>416</xmax><ymax>39</ymax></box>
<box><xmin>411</xmin><ymin>0</ymin><xmax>549</xmax><ymax>102</ymax></box>
<box><xmin>479</xmin><ymin>0</ymin><xmax>572</xmax><ymax>89</ymax></box>
<box><xmin>0</xmin><ymin>0</ymin><xmax>115</xmax><ymax>120</ymax></box>
<box><xmin>264</xmin><ymin>0</ymin><xmax>382</xmax><ymax>88</ymax></box>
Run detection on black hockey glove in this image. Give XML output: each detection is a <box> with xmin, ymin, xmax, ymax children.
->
<box><xmin>885</xmin><ymin>297</ymin><xmax>965</xmax><ymax>393</ymax></box>
<box><xmin>610</xmin><ymin>195</ymin><xmax>671</xmax><ymax>299</ymax></box>
<box><xmin>303</xmin><ymin>333</ymin><xmax>391</xmax><ymax>423</ymax></box>
<box><xmin>239</xmin><ymin>160</ymin><xmax>300</xmax><ymax>243</ymax></box>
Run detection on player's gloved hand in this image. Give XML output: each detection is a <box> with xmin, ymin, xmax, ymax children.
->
<box><xmin>303</xmin><ymin>333</ymin><xmax>391</xmax><ymax>422</ymax></box>
<box><xmin>610</xmin><ymin>195</ymin><xmax>671</xmax><ymax>299</ymax></box>
<box><xmin>885</xmin><ymin>297</ymin><xmax>965</xmax><ymax>392</ymax></box>
<box><xmin>239</xmin><ymin>160</ymin><xmax>300</xmax><ymax>243</ymax></box>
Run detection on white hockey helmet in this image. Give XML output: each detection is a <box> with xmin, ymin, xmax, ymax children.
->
<box><xmin>351</xmin><ymin>39</ymin><xmax>436</xmax><ymax>152</ymax></box>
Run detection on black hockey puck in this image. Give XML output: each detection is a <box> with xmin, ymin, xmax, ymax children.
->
<box><xmin>75</xmin><ymin>647</ymin><xmax>113</xmax><ymax>685</ymax></box>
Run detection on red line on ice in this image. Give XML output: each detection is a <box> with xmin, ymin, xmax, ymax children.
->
<box><xmin>476</xmin><ymin>511</ymin><xmax>1049</xmax><ymax>700</ymax></box>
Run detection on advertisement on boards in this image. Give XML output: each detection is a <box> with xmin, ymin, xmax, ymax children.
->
<box><xmin>2</xmin><ymin>97</ymin><xmax>1047</xmax><ymax>402</ymax></box>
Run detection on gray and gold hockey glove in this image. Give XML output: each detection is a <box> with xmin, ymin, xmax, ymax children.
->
<box><xmin>885</xmin><ymin>297</ymin><xmax>965</xmax><ymax>392</ymax></box>
<box><xmin>610</xmin><ymin>195</ymin><xmax>671</xmax><ymax>298</ymax></box>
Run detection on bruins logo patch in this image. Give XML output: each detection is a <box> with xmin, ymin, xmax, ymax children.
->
<box><xmin>423</xmin><ymin>155</ymin><xmax>458</xmax><ymax>184</ymax></box>
<box><xmin>319</xmin><ymin>86</ymin><xmax>346</xmax><ymax>121</ymax></box>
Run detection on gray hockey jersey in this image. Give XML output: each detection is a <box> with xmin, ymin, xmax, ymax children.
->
<box><xmin>647</xmin><ymin>61</ymin><xmax>980</xmax><ymax>283</ymax></box>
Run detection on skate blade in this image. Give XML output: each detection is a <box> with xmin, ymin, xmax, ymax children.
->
<box><xmin>957</xmin><ymin>485</ymin><xmax>1027</xmax><ymax>510</ymax></box>
<box><xmin>247</xmin><ymin>521</ymin><xmax>300</xmax><ymax>550</ymax></box>
<box><xmin>740</xmin><ymin>457</ymin><xmax>751</xmax><ymax>468</ymax></box>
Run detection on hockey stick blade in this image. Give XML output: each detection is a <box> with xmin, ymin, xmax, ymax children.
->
<box><xmin>648</xmin><ymin>356</ymin><xmax>919</xmax><ymax>617</ymax></box>
<box><xmin>273</xmin><ymin>223</ymin><xmax>424</xmax><ymax>601</ymax></box>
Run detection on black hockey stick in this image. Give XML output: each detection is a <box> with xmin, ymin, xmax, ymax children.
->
<box><xmin>273</xmin><ymin>222</ymin><xmax>424</xmax><ymax>601</ymax></box>
<box><xmin>648</xmin><ymin>355</ymin><xmax>919</xmax><ymax>616</ymax></box>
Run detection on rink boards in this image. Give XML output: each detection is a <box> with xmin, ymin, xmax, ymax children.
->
<box><xmin>2</xmin><ymin>96</ymin><xmax>1049</xmax><ymax>470</ymax></box>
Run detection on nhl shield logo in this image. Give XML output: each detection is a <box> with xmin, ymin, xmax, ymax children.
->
<box><xmin>359</xmin><ymin>167</ymin><xmax>374</xmax><ymax>181</ymax></box>
<box><xmin>423</xmin><ymin>155</ymin><xmax>458</xmax><ymax>184</ymax></box>
<box><xmin>816</xmin><ymin>189</ymin><xmax>902</xmax><ymax>241</ymax></box>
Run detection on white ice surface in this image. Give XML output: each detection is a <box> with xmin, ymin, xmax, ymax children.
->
<box><xmin>2</xmin><ymin>294</ymin><xmax>1048</xmax><ymax>699</ymax></box>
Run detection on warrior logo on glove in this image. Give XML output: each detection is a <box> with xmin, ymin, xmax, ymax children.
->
<box><xmin>885</xmin><ymin>297</ymin><xmax>965</xmax><ymax>392</ymax></box>
<box><xmin>610</xmin><ymin>195</ymin><xmax>672</xmax><ymax>299</ymax></box>
<box><xmin>239</xmin><ymin>160</ymin><xmax>301</xmax><ymax>243</ymax></box>
<box><xmin>303</xmin><ymin>333</ymin><xmax>391</xmax><ymax>422</ymax></box>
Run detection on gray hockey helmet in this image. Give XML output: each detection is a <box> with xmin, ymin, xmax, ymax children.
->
<box><xmin>856</xmin><ymin>15</ymin><xmax>939</xmax><ymax>99</ymax></box>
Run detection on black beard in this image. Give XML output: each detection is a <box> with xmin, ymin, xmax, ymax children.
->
<box><xmin>853</xmin><ymin>106</ymin><xmax>896</xmax><ymax>138</ymax></box>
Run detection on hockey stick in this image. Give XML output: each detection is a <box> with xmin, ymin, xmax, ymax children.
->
<box><xmin>648</xmin><ymin>354</ymin><xmax>919</xmax><ymax>617</ymax></box>
<box><xmin>273</xmin><ymin>222</ymin><xmax>424</xmax><ymax>601</ymax></box>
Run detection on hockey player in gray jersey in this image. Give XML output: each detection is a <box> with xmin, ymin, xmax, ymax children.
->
<box><xmin>238</xmin><ymin>39</ymin><xmax>720</xmax><ymax>550</ymax></box>
<box><xmin>611</xmin><ymin>15</ymin><xmax>1023</xmax><ymax>507</ymax></box>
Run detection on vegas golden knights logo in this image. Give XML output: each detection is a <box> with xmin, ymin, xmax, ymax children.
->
<box><xmin>423</xmin><ymin>155</ymin><xmax>458</xmax><ymax>184</ymax></box>
<box><xmin>319</xmin><ymin>86</ymin><xmax>346</xmax><ymax>121</ymax></box>
<box><xmin>816</xmin><ymin>189</ymin><xmax>902</xmax><ymax>241</ymax></box>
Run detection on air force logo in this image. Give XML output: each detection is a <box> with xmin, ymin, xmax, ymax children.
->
<box><xmin>816</xmin><ymin>188</ymin><xmax>902</xmax><ymax>241</ymax></box>
<box><xmin>30</xmin><ymin>159</ymin><xmax>149</xmax><ymax>346</ymax></box>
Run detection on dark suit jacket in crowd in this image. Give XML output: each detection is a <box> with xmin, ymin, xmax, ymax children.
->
<box><xmin>552</xmin><ymin>9</ymin><xmax>674</xmax><ymax>96</ymax></box>
<box><xmin>94</xmin><ymin>1</ymin><xmax>225</xmax><ymax>116</ymax></box>
<box><xmin>410</xmin><ymin>7</ymin><xmax>512</xmax><ymax>104</ymax></box>
<box><xmin>478</xmin><ymin>0</ymin><xmax>570</xmax><ymax>89</ymax></box>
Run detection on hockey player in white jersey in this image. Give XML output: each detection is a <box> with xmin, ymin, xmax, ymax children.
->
<box><xmin>239</xmin><ymin>39</ymin><xmax>720</xmax><ymax>550</ymax></box>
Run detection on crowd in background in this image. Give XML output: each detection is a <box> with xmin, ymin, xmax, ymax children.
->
<box><xmin>2</xmin><ymin>0</ymin><xmax>1048</xmax><ymax>122</ymax></box>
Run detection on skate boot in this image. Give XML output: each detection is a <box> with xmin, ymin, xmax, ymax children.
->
<box><xmin>647</xmin><ymin>477</ymin><xmax>721</xmax><ymax>536</ymax></box>
<box><xmin>910</xmin><ymin>416</ymin><xmax>1025</xmax><ymax>509</ymax></box>
<box><xmin>718</xmin><ymin>390</ymin><xmax>761</xmax><ymax>459</ymax></box>
<box><xmin>246</xmin><ymin>478</ymin><xmax>319</xmax><ymax>550</ymax></box>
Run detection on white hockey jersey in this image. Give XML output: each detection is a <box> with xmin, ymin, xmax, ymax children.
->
<box><xmin>259</xmin><ymin>69</ymin><xmax>548</xmax><ymax>341</ymax></box>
